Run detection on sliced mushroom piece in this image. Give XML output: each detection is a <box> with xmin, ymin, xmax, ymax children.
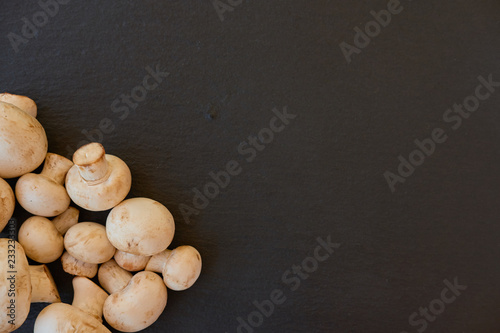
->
<box><xmin>61</xmin><ymin>252</ymin><xmax>98</xmax><ymax>278</ymax></box>
<box><xmin>16</xmin><ymin>153</ymin><xmax>73</xmax><ymax>217</ymax></box>
<box><xmin>114</xmin><ymin>250</ymin><xmax>151</xmax><ymax>272</ymax></box>
<box><xmin>106</xmin><ymin>197</ymin><xmax>175</xmax><ymax>256</ymax></box>
<box><xmin>29</xmin><ymin>265</ymin><xmax>61</xmax><ymax>303</ymax></box>
<box><xmin>64</xmin><ymin>222</ymin><xmax>116</xmax><ymax>264</ymax></box>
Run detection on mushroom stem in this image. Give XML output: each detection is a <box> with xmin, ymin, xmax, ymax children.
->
<box><xmin>40</xmin><ymin>153</ymin><xmax>74</xmax><ymax>185</ymax></box>
<box><xmin>29</xmin><ymin>265</ymin><xmax>61</xmax><ymax>303</ymax></box>
<box><xmin>98</xmin><ymin>259</ymin><xmax>133</xmax><ymax>294</ymax></box>
<box><xmin>72</xmin><ymin>277</ymin><xmax>108</xmax><ymax>322</ymax></box>
<box><xmin>72</xmin><ymin>143</ymin><xmax>109</xmax><ymax>182</ymax></box>
<box><xmin>52</xmin><ymin>207</ymin><xmax>79</xmax><ymax>235</ymax></box>
<box><xmin>145</xmin><ymin>249</ymin><xmax>172</xmax><ymax>273</ymax></box>
<box><xmin>61</xmin><ymin>252</ymin><xmax>98</xmax><ymax>278</ymax></box>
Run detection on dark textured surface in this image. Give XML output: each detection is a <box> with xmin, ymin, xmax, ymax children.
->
<box><xmin>1</xmin><ymin>1</ymin><xmax>500</xmax><ymax>332</ymax></box>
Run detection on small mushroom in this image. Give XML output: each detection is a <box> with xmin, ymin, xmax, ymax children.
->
<box><xmin>0</xmin><ymin>240</ymin><xmax>61</xmax><ymax>332</ymax></box>
<box><xmin>17</xmin><ymin>207</ymin><xmax>79</xmax><ymax>264</ymax></box>
<box><xmin>34</xmin><ymin>303</ymin><xmax>111</xmax><ymax>333</ymax></box>
<box><xmin>103</xmin><ymin>271</ymin><xmax>168</xmax><ymax>332</ymax></box>
<box><xmin>61</xmin><ymin>252</ymin><xmax>98</xmax><ymax>278</ymax></box>
<box><xmin>18</xmin><ymin>216</ymin><xmax>64</xmax><ymax>263</ymax></box>
<box><xmin>65</xmin><ymin>142</ymin><xmax>132</xmax><ymax>211</ymax></box>
<box><xmin>106</xmin><ymin>197</ymin><xmax>175</xmax><ymax>256</ymax></box>
<box><xmin>72</xmin><ymin>277</ymin><xmax>108</xmax><ymax>322</ymax></box>
<box><xmin>16</xmin><ymin>153</ymin><xmax>73</xmax><ymax>217</ymax></box>
<box><xmin>0</xmin><ymin>92</ymin><xmax>37</xmax><ymax>117</ymax></box>
<box><xmin>64</xmin><ymin>222</ymin><xmax>116</xmax><ymax>264</ymax></box>
<box><xmin>0</xmin><ymin>101</ymin><xmax>48</xmax><ymax>179</ymax></box>
<box><xmin>0</xmin><ymin>177</ymin><xmax>15</xmax><ymax>232</ymax></box>
<box><xmin>114</xmin><ymin>250</ymin><xmax>151</xmax><ymax>272</ymax></box>
<box><xmin>146</xmin><ymin>246</ymin><xmax>202</xmax><ymax>291</ymax></box>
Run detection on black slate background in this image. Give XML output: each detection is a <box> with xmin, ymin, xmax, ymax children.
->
<box><xmin>1</xmin><ymin>1</ymin><xmax>500</xmax><ymax>332</ymax></box>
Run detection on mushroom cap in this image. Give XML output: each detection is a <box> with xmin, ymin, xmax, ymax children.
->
<box><xmin>34</xmin><ymin>303</ymin><xmax>111</xmax><ymax>333</ymax></box>
<box><xmin>0</xmin><ymin>93</ymin><xmax>37</xmax><ymax>117</ymax></box>
<box><xmin>0</xmin><ymin>101</ymin><xmax>47</xmax><ymax>179</ymax></box>
<box><xmin>114</xmin><ymin>250</ymin><xmax>151</xmax><ymax>272</ymax></box>
<box><xmin>66</xmin><ymin>153</ymin><xmax>131</xmax><ymax>211</ymax></box>
<box><xmin>15</xmin><ymin>173</ymin><xmax>71</xmax><ymax>217</ymax></box>
<box><xmin>18</xmin><ymin>216</ymin><xmax>64</xmax><ymax>263</ymax></box>
<box><xmin>64</xmin><ymin>222</ymin><xmax>116</xmax><ymax>264</ymax></box>
<box><xmin>103</xmin><ymin>271</ymin><xmax>167</xmax><ymax>332</ymax></box>
<box><xmin>0</xmin><ymin>177</ymin><xmax>15</xmax><ymax>231</ymax></box>
<box><xmin>106</xmin><ymin>198</ymin><xmax>175</xmax><ymax>256</ymax></box>
<box><xmin>0</xmin><ymin>239</ymin><xmax>31</xmax><ymax>332</ymax></box>
<box><xmin>163</xmin><ymin>245</ymin><xmax>202</xmax><ymax>291</ymax></box>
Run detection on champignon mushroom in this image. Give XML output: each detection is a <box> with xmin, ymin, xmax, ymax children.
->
<box><xmin>146</xmin><ymin>246</ymin><xmax>202</xmax><ymax>291</ymax></box>
<box><xmin>72</xmin><ymin>277</ymin><xmax>108</xmax><ymax>322</ymax></box>
<box><xmin>34</xmin><ymin>303</ymin><xmax>111</xmax><ymax>333</ymax></box>
<box><xmin>16</xmin><ymin>153</ymin><xmax>73</xmax><ymax>217</ymax></box>
<box><xmin>106</xmin><ymin>197</ymin><xmax>175</xmax><ymax>256</ymax></box>
<box><xmin>0</xmin><ymin>240</ymin><xmax>61</xmax><ymax>332</ymax></box>
<box><xmin>64</xmin><ymin>222</ymin><xmax>116</xmax><ymax>264</ymax></box>
<box><xmin>98</xmin><ymin>259</ymin><xmax>133</xmax><ymax>295</ymax></box>
<box><xmin>18</xmin><ymin>216</ymin><xmax>64</xmax><ymax>263</ymax></box>
<box><xmin>61</xmin><ymin>252</ymin><xmax>98</xmax><ymax>278</ymax></box>
<box><xmin>102</xmin><ymin>271</ymin><xmax>168</xmax><ymax>332</ymax></box>
<box><xmin>0</xmin><ymin>93</ymin><xmax>37</xmax><ymax>117</ymax></box>
<box><xmin>51</xmin><ymin>206</ymin><xmax>79</xmax><ymax>236</ymax></box>
<box><xmin>65</xmin><ymin>142</ymin><xmax>132</xmax><ymax>211</ymax></box>
<box><xmin>114</xmin><ymin>250</ymin><xmax>151</xmax><ymax>272</ymax></box>
<box><xmin>0</xmin><ymin>101</ymin><xmax>48</xmax><ymax>179</ymax></box>
<box><xmin>0</xmin><ymin>177</ymin><xmax>15</xmax><ymax>232</ymax></box>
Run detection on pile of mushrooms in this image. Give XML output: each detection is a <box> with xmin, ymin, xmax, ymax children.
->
<box><xmin>0</xmin><ymin>93</ymin><xmax>202</xmax><ymax>332</ymax></box>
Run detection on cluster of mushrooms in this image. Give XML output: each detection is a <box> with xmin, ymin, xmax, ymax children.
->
<box><xmin>0</xmin><ymin>93</ymin><xmax>202</xmax><ymax>332</ymax></box>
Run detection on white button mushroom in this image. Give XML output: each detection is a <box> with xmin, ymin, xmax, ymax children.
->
<box><xmin>106</xmin><ymin>198</ymin><xmax>175</xmax><ymax>256</ymax></box>
<box><xmin>61</xmin><ymin>252</ymin><xmax>98</xmax><ymax>278</ymax></box>
<box><xmin>34</xmin><ymin>303</ymin><xmax>111</xmax><ymax>333</ymax></box>
<box><xmin>15</xmin><ymin>153</ymin><xmax>73</xmax><ymax>217</ymax></box>
<box><xmin>65</xmin><ymin>142</ymin><xmax>132</xmax><ymax>211</ymax></box>
<box><xmin>64</xmin><ymin>222</ymin><xmax>116</xmax><ymax>264</ymax></box>
<box><xmin>114</xmin><ymin>250</ymin><xmax>151</xmax><ymax>272</ymax></box>
<box><xmin>18</xmin><ymin>216</ymin><xmax>64</xmax><ymax>263</ymax></box>
<box><xmin>146</xmin><ymin>245</ymin><xmax>202</xmax><ymax>291</ymax></box>
<box><xmin>0</xmin><ymin>101</ymin><xmax>48</xmax><ymax>179</ymax></box>
<box><xmin>0</xmin><ymin>93</ymin><xmax>37</xmax><ymax>117</ymax></box>
<box><xmin>103</xmin><ymin>271</ymin><xmax>168</xmax><ymax>332</ymax></box>
<box><xmin>0</xmin><ymin>177</ymin><xmax>15</xmax><ymax>232</ymax></box>
<box><xmin>0</xmin><ymin>240</ymin><xmax>61</xmax><ymax>332</ymax></box>
<box><xmin>98</xmin><ymin>259</ymin><xmax>133</xmax><ymax>295</ymax></box>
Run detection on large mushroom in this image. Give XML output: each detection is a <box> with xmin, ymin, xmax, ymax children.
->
<box><xmin>0</xmin><ymin>239</ymin><xmax>61</xmax><ymax>332</ymax></box>
<box><xmin>0</xmin><ymin>101</ymin><xmax>47</xmax><ymax>179</ymax></box>
<box><xmin>65</xmin><ymin>142</ymin><xmax>132</xmax><ymax>211</ymax></box>
<box><xmin>0</xmin><ymin>177</ymin><xmax>15</xmax><ymax>232</ymax></box>
<box><xmin>99</xmin><ymin>259</ymin><xmax>168</xmax><ymax>332</ymax></box>
<box><xmin>106</xmin><ymin>197</ymin><xmax>175</xmax><ymax>256</ymax></box>
<box><xmin>15</xmin><ymin>153</ymin><xmax>73</xmax><ymax>217</ymax></box>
